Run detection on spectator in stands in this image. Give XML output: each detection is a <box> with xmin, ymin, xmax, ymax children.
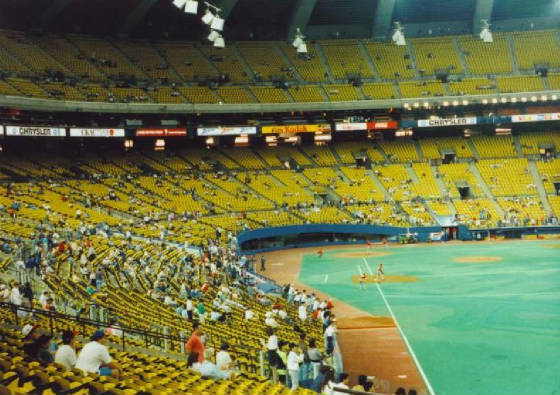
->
<box><xmin>352</xmin><ymin>375</ymin><xmax>374</xmax><ymax>392</ymax></box>
<box><xmin>216</xmin><ymin>342</ymin><xmax>234</xmax><ymax>378</ymax></box>
<box><xmin>276</xmin><ymin>340</ymin><xmax>288</xmax><ymax>385</ymax></box>
<box><xmin>325</xmin><ymin>318</ymin><xmax>337</xmax><ymax>355</ymax></box>
<box><xmin>186</xmin><ymin>322</ymin><xmax>205</xmax><ymax>363</ymax></box>
<box><xmin>196</xmin><ymin>348</ymin><xmax>229</xmax><ymax>380</ymax></box>
<box><xmin>25</xmin><ymin>334</ymin><xmax>54</xmax><ymax>366</ymax></box>
<box><xmin>395</xmin><ymin>387</ymin><xmax>406</xmax><ymax>395</ymax></box>
<box><xmin>332</xmin><ymin>372</ymin><xmax>350</xmax><ymax>395</ymax></box>
<box><xmin>55</xmin><ymin>330</ymin><xmax>77</xmax><ymax>371</ymax></box>
<box><xmin>308</xmin><ymin>338</ymin><xmax>323</xmax><ymax>379</ymax></box>
<box><xmin>287</xmin><ymin>343</ymin><xmax>305</xmax><ymax>390</ymax></box>
<box><xmin>408</xmin><ymin>390</ymin><xmax>417</xmax><ymax>395</ymax></box>
<box><xmin>321</xmin><ymin>367</ymin><xmax>337</xmax><ymax>394</ymax></box>
<box><xmin>298</xmin><ymin>303</ymin><xmax>308</xmax><ymax>322</ymax></box>
<box><xmin>75</xmin><ymin>330</ymin><xmax>121</xmax><ymax>378</ymax></box>
<box><xmin>265</xmin><ymin>327</ymin><xmax>279</xmax><ymax>383</ymax></box>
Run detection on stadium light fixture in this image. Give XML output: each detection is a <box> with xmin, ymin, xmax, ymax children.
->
<box><xmin>213</xmin><ymin>34</ymin><xmax>225</xmax><ymax>48</ymax></box>
<box><xmin>541</xmin><ymin>95</ymin><xmax>548</xmax><ymax>101</ymax></box>
<box><xmin>442</xmin><ymin>101</ymin><xmax>449</xmax><ymax>106</ymax></box>
<box><xmin>531</xmin><ymin>95</ymin><xmax>538</xmax><ymax>102</ymax></box>
<box><xmin>491</xmin><ymin>98</ymin><xmax>498</xmax><ymax>104</ymax></box>
<box><xmin>292</xmin><ymin>28</ymin><xmax>308</xmax><ymax>54</ymax></box>
<box><xmin>500</xmin><ymin>97</ymin><xmax>507</xmax><ymax>103</ymax></box>
<box><xmin>201</xmin><ymin>9</ymin><xmax>215</xmax><ymax>25</ymax></box>
<box><xmin>462</xmin><ymin>100</ymin><xmax>469</xmax><ymax>105</ymax></box>
<box><xmin>173</xmin><ymin>0</ymin><xmax>187</xmax><ymax>8</ymax></box>
<box><xmin>511</xmin><ymin>97</ymin><xmax>518</xmax><ymax>103</ymax></box>
<box><xmin>521</xmin><ymin>96</ymin><xmax>528</xmax><ymax>102</ymax></box>
<box><xmin>552</xmin><ymin>94</ymin><xmax>558</xmax><ymax>100</ymax></box>
<box><xmin>479</xmin><ymin>19</ymin><xmax>493</xmax><ymax>43</ymax></box>
<box><xmin>210</xmin><ymin>15</ymin><xmax>225</xmax><ymax>31</ymax></box>
<box><xmin>208</xmin><ymin>30</ymin><xmax>220</xmax><ymax>42</ymax></box>
<box><xmin>185</xmin><ymin>0</ymin><xmax>198</xmax><ymax>14</ymax></box>
<box><xmin>392</xmin><ymin>22</ymin><xmax>406</xmax><ymax>46</ymax></box>
<box><xmin>482</xmin><ymin>99</ymin><xmax>488</xmax><ymax>104</ymax></box>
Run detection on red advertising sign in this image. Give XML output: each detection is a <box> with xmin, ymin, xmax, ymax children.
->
<box><xmin>366</xmin><ymin>121</ymin><xmax>398</xmax><ymax>130</ymax></box>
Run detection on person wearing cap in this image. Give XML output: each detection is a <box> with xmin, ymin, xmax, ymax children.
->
<box><xmin>75</xmin><ymin>330</ymin><xmax>121</xmax><ymax>378</ymax></box>
<box><xmin>55</xmin><ymin>330</ymin><xmax>77</xmax><ymax>371</ymax></box>
<box><xmin>22</xmin><ymin>323</ymin><xmax>40</xmax><ymax>356</ymax></box>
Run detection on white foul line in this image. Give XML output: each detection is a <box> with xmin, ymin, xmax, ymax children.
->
<box><xmin>362</xmin><ymin>257</ymin><xmax>374</xmax><ymax>275</ymax></box>
<box><xmin>324</xmin><ymin>274</ymin><xmax>329</xmax><ymax>283</ymax></box>
<box><xmin>375</xmin><ymin>282</ymin><xmax>436</xmax><ymax>395</ymax></box>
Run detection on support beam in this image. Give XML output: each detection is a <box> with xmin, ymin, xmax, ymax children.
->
<box><xmin>473</xmin><ymin>0</ymin><xmax>494</xmax><ymax>34</ymax></box>
<box><xmin>119</xmin><ymin>0</ymin><xmax>158</xmax><ymax>34</ymax></box>
<box><xmin>217</xmin><ymin>0</ymin><xmax>239</xmax><ymax>20</ymax></box>
<box><xmin>40</xmin><ymin>0</ymin><xmax>75</xmax><ymax>27</ymax></box>
<box><xmin>372</xmin><ymin>0</ymin><xmax>396</xmax><ymax>40</ymax></box>
<box><xmin>287</xmin><ymin>0</ymin><xmax>318</xmax><ymax>41</ymax></box>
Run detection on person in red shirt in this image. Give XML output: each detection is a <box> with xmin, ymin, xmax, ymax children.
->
<box><xmin>326</xmin><ymin>299</ymin><xmax>334</xmax><ymax>310</ymax></box>
<box><xmin>317</xmin><ymin>249</ymin><xmax>323</xmax><ymax>258</ymax></box>
<box><xmin>186</xmin><ymin>322</ymin><xmax>205</xmax><ymax>363</ymax></box>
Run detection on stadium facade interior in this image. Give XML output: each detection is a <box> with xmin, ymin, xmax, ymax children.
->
<box><xmin>0</xmin><ymin>0</ymin><xmax>559</xmax><ymax>394</ymax></box>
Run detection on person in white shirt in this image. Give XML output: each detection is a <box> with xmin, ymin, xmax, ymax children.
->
<box><xmin>75</xmin><ymin>330</ymin><xmax>121</xmax><ymax>378</ymax></box>
<box><xmin>265</xmin><ymin>312</ymin><xmax>280</xmax><ymax>328</ymax></box>
<box><xmin>332</xmin><ymin>372</ymin><xmax>350</xmax><ymax>395</ymax></box>
<box><xmin>244</xmin><ymin>308</ymin><xmax>255</xmax><ymax>321</ymax></box>
<box><xmin>55</xmin><ymin>330</ymin><xmax>77</xmax><ymax>371</ymax></box>
<box><xmin>287</xmin><ymin>343</ymin><xmax>304</xmax><ymax>390</ymax></box>
<box><xmin>264</xmin><ymin>327</ymin><xmax>279</xmax><ymax>383</ymax></box>
<box><xmin>216</xmin><ymin>342</ymin><xmax>234</xmax><ymax>378</ymax></box>
<box><xmin>298</xmin><ymin>304</ymin><xmax>307</xmax><ymax>322</ymax></box>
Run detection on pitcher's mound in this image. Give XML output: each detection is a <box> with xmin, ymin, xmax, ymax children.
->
<box><xmin>334</xmin><ymin>251</ymin><xmax>393</xmax><ymax>258</ymax></box>
<box><xmin>351</xmin><ymin>274</ymin><xmax>418</xmax><ymax>283</ymax></box>
<box><xmin>453</xmin><ymin>256</ymin><xmax>503</xmax><ymax>263</ymax></box>
<box><xmin>337</xmin><ymin>315</ymin><xmax>395</xmax><ymax>329</ymax></box>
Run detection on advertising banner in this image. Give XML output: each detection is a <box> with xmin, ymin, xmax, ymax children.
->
<box><xmin>136</xmin><ymin>128</ymin><xmax>187</xmax><ymax>137</ymax></box>
<box><xmin>417</xmin><ymin>117</ymin><xmax>477</xmax><ymax>128</ymax></box>
<box><xmin>334</xmin><ymin>122</ymin><xmax>367</xmax><ymax>131</ymax></box>
<box><xmin>5</xmin><ymin>126</ymin><xmax>65</xmax><ymax>137</ymax></box>
<box><xmin>261</xmin><ymin>124</ymin><xmax>332</xmax><ymax>134</ymax></box>
<box><xmin>69</xmin><ymin>128</ymin><xmax>125</xmax><ymax>138</ymax></box>
<box><xmin>367</xmin><ymin>121</ymin><xmax>398</xmax><ymax>130</ymax></box>
<box><xmin>511</xmin><ymin>113</ymin><xmax>560</xmax><ymax>123</ymax></box>
<box><xmin>197</xmin><ymin>126</ymin><xmax>257</xmax><ymax>136</ymax></box>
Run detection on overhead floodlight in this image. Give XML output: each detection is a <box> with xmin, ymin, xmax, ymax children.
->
<box><xmin>297</xmin><ymin>42</ymin><xmax>308</xmax><ymax>54</ymax></box>
<box><xmin>210</xmin><ymin>15</ymin><xmax>225</xmax><ymax>31</ymax></box>
<box><xmin>292</xmin><ymin>27</ymin><xmax>305</xmax><ymax>48</ymax></box>
<box><xmin>173</xmin><ymin>0</ymin><xmax>187</xmax><ymax>8</ymax></box>
<box><xmin>184</xmin><ymin>0</ymin><xmax>198</xmax><ymax>14</ymax></box>
<box><xmin>214</xmin><ymin>35</ymin><xmax>225</xmax><ymax>48</ymax></box>
<box><xmin>201</xmin><ymin>9</ymin><xmax>214</xmax><ymax>25</ymax></box>
<box><xmin>479</xmin><ymin>19</ymin><xmax>493</xmax><ymax>43</ymax></box>
<box><xmin>392</xmin><ymin>22</ymin><xmax>406</xmax><ymax>46</ymax></box>
<box><xmin>208</xmin><ymin>30</ymin><xmax>220</xmax><ymax>42</ymax></box>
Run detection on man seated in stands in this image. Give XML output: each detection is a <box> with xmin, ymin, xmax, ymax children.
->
<box><xmin>75</xmin><ymin>330</ymin><xmax>122</xmax><ymax>379</ymax></box>
<box><xmin>55</xmin><ymin>330</ymin><xmax>77</xmax><ymax>371</ymax></box>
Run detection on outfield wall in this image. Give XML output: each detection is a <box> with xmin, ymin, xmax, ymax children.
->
<box><xmin>238</xmin><ymin>224</ymin><xmax>560</xmax><ymax>253</ymax></box>
<box><xmin>237</xmin><ymin>224</ymin><xmax>446</xmax><ymax>253</ymax></box>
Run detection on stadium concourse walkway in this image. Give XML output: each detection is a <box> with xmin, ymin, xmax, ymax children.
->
<box><xmin>258</xmin><ymin>244</ymin><xmax>427</xmax><ymax>394</ymax></box>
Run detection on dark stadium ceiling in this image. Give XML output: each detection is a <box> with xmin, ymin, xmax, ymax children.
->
<box><xmin>0</xmin><ymin>0</ymin><xmax>558</xmax><ymax>40</ymax></box>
